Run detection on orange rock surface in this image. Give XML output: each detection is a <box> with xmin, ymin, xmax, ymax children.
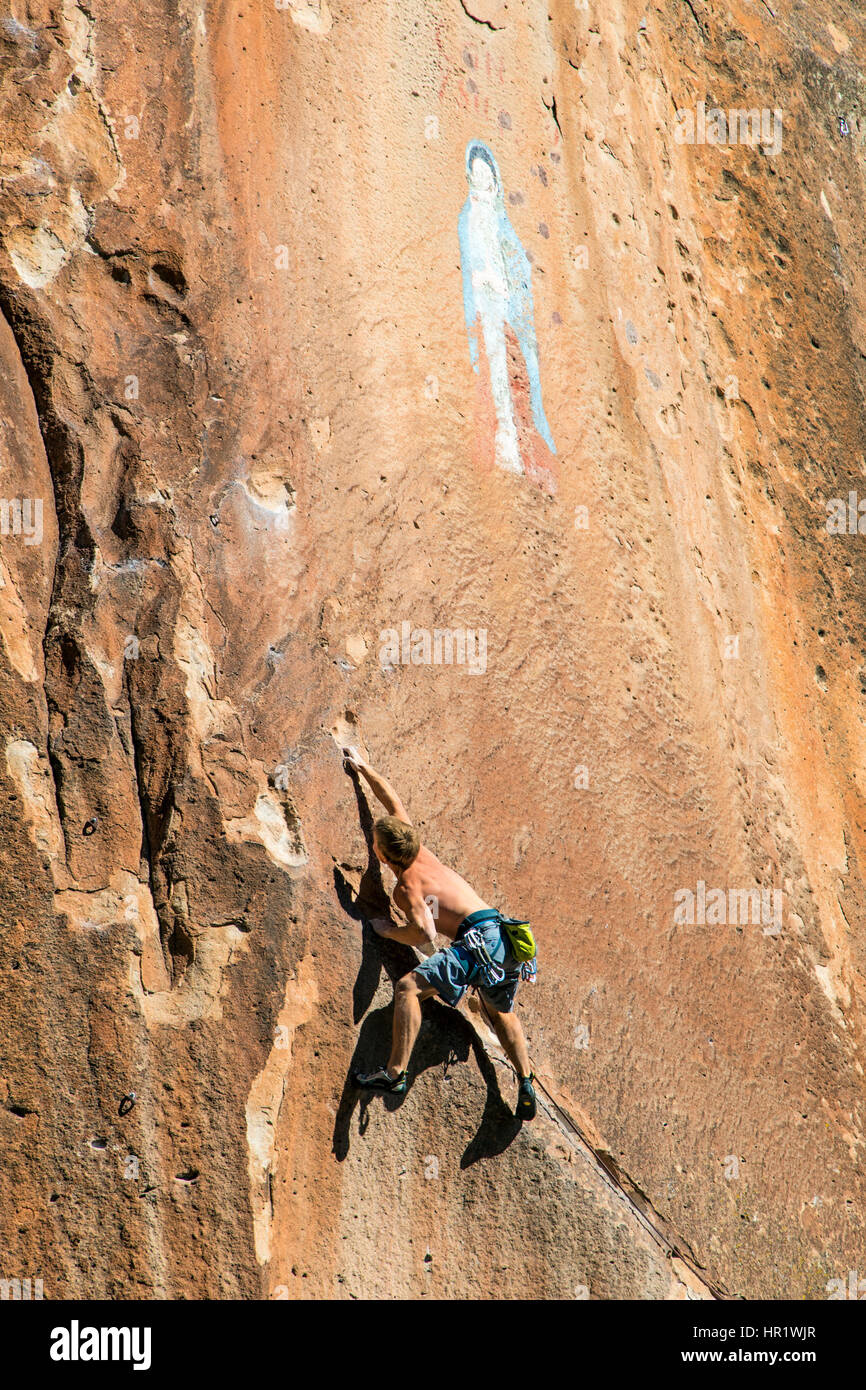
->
<box><xmin>0</xmin><ymin>0</ymin><xmax>864</xmax><ymax>1298</ymax></box>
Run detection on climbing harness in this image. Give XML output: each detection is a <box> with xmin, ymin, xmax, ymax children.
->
<box><xmin>461</xmin><ymin>927</ymin><xmax>506</xmax><ymax>989</ymax></box>
<box><xmin>457</xmin><ymin>908</ymin><xmax>539</xmax><ymax>987</ymax></box>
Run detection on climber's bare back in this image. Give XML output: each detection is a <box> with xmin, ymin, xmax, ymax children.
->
<box><xmin>393</xmin><ymin>845</ymin><xmax>490</xmax><ymax>938</ymax></box>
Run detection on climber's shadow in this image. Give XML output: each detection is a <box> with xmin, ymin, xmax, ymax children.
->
<box><xmin>332</xmin><ymin>985</ymin><xmax>468</xmax><ymax>1160</ymax></box>
<box><xmin>458</xmin><ymin>1019</ymin><xmax>522</xmax><ymax>1166</ymax></box>
<box><xmin>333</xmin><ymin>867</ymin><xmax>384</xmax><ymax>1025</ymax></box>
<box><xmin>332</xmin><ymin>986</ymin><xmax>519</xmax><ymax>1166</ymax></box>
<box><xmin>332</xmin><ymin>762</ymin><xmax>522</xmax><ymax>1164</ymax></box>
<box><xmin>333</xmin><ymin>765</ymin><xmax>411</xmax><ymax>1019</ymax></box>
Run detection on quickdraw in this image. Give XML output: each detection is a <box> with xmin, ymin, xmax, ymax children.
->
<box><xmin>461</xmin><ymin>926</ymin><xmax>506</xmax><ymax>989</ymax></box>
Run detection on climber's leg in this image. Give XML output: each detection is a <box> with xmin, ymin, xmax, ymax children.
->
<box><xmin>479</xmin><ymin>996</ymin><xmax>537</xmax><ymax>1120</ymax></box>
<box><xmin>481</xmin><ymin>999</ymin><xmax>531</xmax><ymax>1078</ymax></box>
<box><xmin>387</xmin><ymin>971</ymin><xmax>437</xmax><ymax>1075</ymax></box>
<box><xmin>353</xmin><ymin>970</ymin><xmax>439</xmax><ymax>1093</ymax></box>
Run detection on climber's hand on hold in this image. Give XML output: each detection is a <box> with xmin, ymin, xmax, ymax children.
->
<box><xmin>343</xmin><ymin>745</ymin><xmax>365</xmax><ymax>773</ymax></box>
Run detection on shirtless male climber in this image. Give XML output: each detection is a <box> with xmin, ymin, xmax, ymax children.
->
<box><xmin>343</xmin><ymin>748</ymin><xmax>537</xmax><ymax>1121</ymax></box>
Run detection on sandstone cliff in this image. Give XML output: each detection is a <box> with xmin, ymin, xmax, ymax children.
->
<box><xmin>1</xmin><ymin>0</ymin><xmax>865</xmax><ymax>1299</ymax></box>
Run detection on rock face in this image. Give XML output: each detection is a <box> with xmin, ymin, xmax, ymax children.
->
<box><xmin>1</xmin><ymin>0</ymin><xmax>865</xmax><ymax>1300</ymax></box>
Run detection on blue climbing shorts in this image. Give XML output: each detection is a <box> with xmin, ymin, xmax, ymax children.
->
<box><xmin>413</xmin><ymin>909</ymin><xmax>522</xmax><ymax>1013</ymax></box>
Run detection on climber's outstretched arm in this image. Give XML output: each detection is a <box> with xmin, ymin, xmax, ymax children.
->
<box><xmin>343</xmin><ymin>749</ymin><xmax>410</xmax><ymax>824</ymax></box>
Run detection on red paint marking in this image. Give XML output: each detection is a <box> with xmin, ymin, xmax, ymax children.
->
<box><xmin>506</xmin><ymin>326</ymin><xmax>558</xmax><ymax>496</ymax></box>
<box><xmin>467</xmin><ymin>318</ymin><xmax>557</xmax><ymax>494</ymax></box>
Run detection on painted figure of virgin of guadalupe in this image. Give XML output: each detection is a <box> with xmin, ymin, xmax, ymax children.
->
<box><xmin>458</xmin><ymin>139</ymin><xmax>556</xmax><ymax>484</ymax></box>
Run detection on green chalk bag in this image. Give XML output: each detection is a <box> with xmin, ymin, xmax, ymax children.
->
<box><xmin>500</xmin><ymin>916</ymin><xmax>537</xmax><ymax>963</ymax></box>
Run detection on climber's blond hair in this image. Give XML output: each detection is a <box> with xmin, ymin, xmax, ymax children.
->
<box><xmin>374</xmin><ymin>816</ymin><xmax>420</xmax><ymax>870</ymax></box>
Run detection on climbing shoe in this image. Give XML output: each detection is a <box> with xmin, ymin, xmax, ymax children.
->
<box><xmin>353</xmin><ymin>1066</ymin><xmax>408</xmax><ymax>1095</ymax></box>
<box><xmin>516</xmin><ymin>1073</ymin><xmax>537</xmax><ymax>1121</ymax></box>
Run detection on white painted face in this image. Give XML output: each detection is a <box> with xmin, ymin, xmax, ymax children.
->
<box><xmin>470</xmin><ymin>156</ymin><xmax>495</xmax><ymax>195</ymax></box>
